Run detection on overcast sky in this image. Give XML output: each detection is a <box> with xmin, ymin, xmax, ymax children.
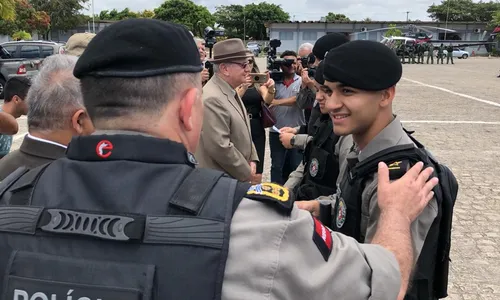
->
<box><xmin>86</xmin><ymin>0</ymin><xmax>443</xmax><ymax>22</ymax></box>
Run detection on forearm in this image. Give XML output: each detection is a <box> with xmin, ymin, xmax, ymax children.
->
<box><xmin>274</xmin><ymin>96</ymin><xmax>296</xmax><ymax>106</ymax></box>
<box><xmin>371</xmin><ymin>211</ymin><xmax>414</xmax><ymax>299</ymax></box>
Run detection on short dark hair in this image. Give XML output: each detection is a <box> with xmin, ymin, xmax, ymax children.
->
<box><xmin>80</xmin><ymin>73</ymin><xmax>200</xmax><ymax>123</ymax></box>
<box><xmin>4</xmin><ymin>76</ymin><xmax>31</xmax><ymax>102</ymax></box>
<box><xmin>280</xmin><ymin>50</ymin><xmax>297</xmax><ymax>58</ymax></box>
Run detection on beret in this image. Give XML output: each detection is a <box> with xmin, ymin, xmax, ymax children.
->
<box><xmin>74</xmin><ymin>19</ymin><xmax>202</xmax><ymax>78</ymax></box>
<box><xmin>312</xmin><ymin>33</ymin><xmax>350</xmax><ymax>60</ymax></box>
<box><xmin>323</xmin><ymin>40</ymin><xmax>402</xmax><ymax>91</ymax></box>
<box><xmin>314</xmin><ymin>61</ymin><xmax>325</xmax><ymax>85</ymax></box>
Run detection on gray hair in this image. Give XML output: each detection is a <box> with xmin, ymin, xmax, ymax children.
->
<box><xmin>194</xmin><ymin>37</ymin><xmax>204</xmax><ymax>45</ymax></box>
<box><xmin>27</xmin><ymin>54</ymin><xmax>84</xmax><ymax>131</ymax></box>
<box><xmin>80</xmin><ymin>72</ymin><xmax>201</xmax><ymax>124</ymax></box>
<box><xmin>298</xmin><ymin>42</ymin><xmax>314</xmax><ymax>52</ymax></box>
<box><xmin>212</xmin><ymin>63</ymin><xmax>220</xmax><ymax>73</ymax></box>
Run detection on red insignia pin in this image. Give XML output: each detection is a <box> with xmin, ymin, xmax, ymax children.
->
<box><xmin>312</xmin><ymin>217</ymin><xmax>333</xmax><ymax>261</ymax></box>
<box><xmin>96</xmin><ymin>140</ymin><xmax>113</xmax><ymax>158</ymax></box>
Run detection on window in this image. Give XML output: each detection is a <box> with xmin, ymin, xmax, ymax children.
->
<box><xmin>302</xmin><ymin>31</ymin><xmax>317</xmax><ymax>40</ymax></box>
<box><xmin>42</xmin><ymin>46</ymin><xmax>54</xmax><ymax>58</ymax></box>
<box><xmin>279</xmin><ymin>32</ymin><xmax>293</xmax><ymax>40</ymax></box>
<box><xmin>19</xmin><ymin>46</ymin><xmax>40</xmax><ymax>58</ymax></box>
<box><xmin>3</xmin><ymin>45</ymin><xmax>17</xmax><ymax>58</ymax></box>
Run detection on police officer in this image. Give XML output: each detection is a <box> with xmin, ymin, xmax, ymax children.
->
<box><xmin>297</xmin><ymin>40</ymin><xmax>440</xmax><ymax>300</ymax></box>
<box><xmin>426</xmin><ymin>41</ymin><xmax>434</xmax><ymax>64</ymax></box>
<box><xmin>446</xmin><ymin>43</ymin><xmax>454</xmax><ymax>64</ymax></box>
<box><xmin>0</xmin><ymin>19</ymin><xmax>438</xmax><ymax>300</ymax></box>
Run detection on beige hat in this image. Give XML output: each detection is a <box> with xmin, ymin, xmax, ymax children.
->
<box><xmin>65</xmin><ymin>32</ymin><xmax>96</xmax><ymax>56</ymax></box>
<box><xmin>209</xmin><ymin>38</ymin><xmax>253</xmax><ymax>64</ymax></box>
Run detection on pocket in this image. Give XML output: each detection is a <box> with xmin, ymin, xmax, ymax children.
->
<box><xmin>2</xmin><ymin>250</ymin><xmax>155</xmax><ymax>300</ymax></box>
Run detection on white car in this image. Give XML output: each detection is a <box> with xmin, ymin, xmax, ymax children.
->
<box><xmin>440</xmin><ymin>49</ymin><xmax>470</xmax><ymax>59</ymax></box>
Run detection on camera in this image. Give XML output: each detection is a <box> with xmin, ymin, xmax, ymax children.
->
<box><xmin>300</xmin><ymin>53</ymin><xmax>315</xmax><ymax>69</ymax></box>
<box><xmin>264</xmin><ymin>39</ymin><xmax>294</xmax><ymax>83</ymax></box>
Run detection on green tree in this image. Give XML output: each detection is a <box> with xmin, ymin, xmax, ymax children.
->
<box><xmin>324</xmin><ymin>12</ymin><xmax>350</xmax><ymax>22</ymax></box>
<box><xmin>154</xmin><ymin>0</ymin><xmax>214</xmax><ymax>37</ymax></box>
<box><xmin>0</xmin><ymin>0</ymin><xmax>16</xmax><ymax>20</ymax></box>
<box><xmin>12</xmin><ymin>30</ymin><xmax>31</xmax><ymax>40</ymax></box>
<box><xmin>30</xmin><ymin>0</ymin><xmax>89</xmax><ymax>36</ymax></box>
<box><xmin>427</xmin><ymin>0</ymin><xmax>500</xmax><ymax>22</ymax></box>
<box><xmin>384</xmin><ymin>24</ymin><xmax>403</xmax><ymax>37</ymax></box>
<box><xmin>139</xmin><ymin>9</ymin><xmax>155</xmax><ymax>18</ymax></box>
<box><xmin>362</xmin><ymin>17</ymin><xmax>373</xmax><ymax>21</ymax></box>
<box><xmin>0</xmin><ymin>0</ymin><xmax>50</xmax><ymax>36</ymax></box>
<box><xmin>214</xmin><ymin>2</ymin><xmax>289</xmax><ymax>40</ymax></box>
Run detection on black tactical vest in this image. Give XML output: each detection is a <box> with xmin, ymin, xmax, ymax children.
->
<box><xmin>0</xmin><ymin>134</ymin><xmax>253</xmax><ymax>300</ymax></box>
<box><xmin>330</xmin><ymin>144</ymin><xmax>445</xmax><ymax>300</ymax></box>
<box><xmin>295</xmin><ymin>114</ymin><xmax>340</xmax><ymax>200</ymax></box>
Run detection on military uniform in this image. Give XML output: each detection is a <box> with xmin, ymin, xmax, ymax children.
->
<box><xmin>446</xmin><ymin>45</ymin><xmax>454</xmax><ymax>64</ymax></box>
<box><xmin>426</xmin><ymin>43</ymin><xmax>434</xmax><ymax>64</ymax></box>
<box><xmin>437</xmin><ymin>44</ymin><xmax>445</xmax><ymax>64</ymax></box>
<box><xmin>321</xmin><ymin>41</ymin><xmax>441</xmax><ymax>300</ymax></box>
<box><xmin>0</xmin><ymin>19</ymin><xmax>403</xmax><ymax>300</ymax></box>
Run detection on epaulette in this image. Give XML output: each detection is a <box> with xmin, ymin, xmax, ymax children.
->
<box><xmin>245</xmin><ymin>182</ymin><xmax>294</xmax><ymax>214</ymax></box>
<box><xmin>387</xmin><ymin>159</ymin><xmax>411</xmax><ymax>180</ymax></box>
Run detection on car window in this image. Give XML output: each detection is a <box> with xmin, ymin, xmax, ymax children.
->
<box><xmin>3</xmin><ymin>45</ymin><xmax>17</xmax><ymax>57</ymax></box>
<box><xmin>41</xmin><ymin>46</ymin><xmax>53</xmax><ymax>58</ymax></box>
<box><xmin>19</xmin><ymin>45</ymin><xmax>40</xmax><ymax>58</ymax></box>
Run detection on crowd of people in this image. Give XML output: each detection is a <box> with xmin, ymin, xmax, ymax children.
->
<box><xmin>0</xmin><ymin>18</ymin><xmax>458</xmax><ymax>300</ymax></box>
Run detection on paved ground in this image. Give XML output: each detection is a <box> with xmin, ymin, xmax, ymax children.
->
<box><xmin>8</xmin><ymin>56</ymin><xmax>500</xmax><ymax>299</ymax></box>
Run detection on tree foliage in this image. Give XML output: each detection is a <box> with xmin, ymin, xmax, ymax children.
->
<box><xmin>214</xmin><ymin>2</ymin><xmax>289</xmax><ymax>40</ymax></box>
<box><xmin>12</xmin><ymin>30</ymin><xmax>31</xmax><ymax>40</ymax></box>
<box><xmin>384</xmin><ymin>24</ymin><xmax>403</xmax><ymax>37</ymax></box>
<box><xmin>427</xmin><ymin>0</ymin><xmax>500</xmax><ymax>22</ymax></box>
<box><xmin>0</xmin><ymin>0</ymin><xmax>16</xmax><ymax>21</ymax></box>
<box><xmin>324</xmin><ymin>12</ymin><xmax>350</xmax><ymax>22</ymax></box>
<box><xmin>154</xmin><ymin>0</ymin><xmax>214</xmax><ymax>37</ymax></box>
<box><xmin>30</xmin><ymin>0</ymin><xmax>88</xmax><ymax>31</ymax></box>
<box><xmin>0</xmin><ymin>0</ymin><xmax>50</xmax><ymax>36</ymax></box>
<box><xmin>97</xmin><ymin>8</ymin><xmax>155</xmax><ymax>20</ymax></box>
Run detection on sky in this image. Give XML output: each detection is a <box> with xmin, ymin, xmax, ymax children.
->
<box><xmin>85</xmin><ymin>0</ymin><xmax>442</xmax><ymax>22</ymax></box>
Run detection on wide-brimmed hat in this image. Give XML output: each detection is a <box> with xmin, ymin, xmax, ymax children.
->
<box><xmin>209</xmin><ymin>38</ymin><xmax>252</xmax><ymax>64</ymax></box>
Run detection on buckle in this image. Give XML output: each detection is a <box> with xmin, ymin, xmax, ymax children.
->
<box><xmin>248</xmin><ymin>114</ymin><xmax>253</xmax><ymax>119</ymax></box>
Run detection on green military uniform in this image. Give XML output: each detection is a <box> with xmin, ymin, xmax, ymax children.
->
<box><xmin>426</xmin><ymin>43</ymin><xmax>434</xmax><ymax>64</ymax></box>
<box><xmin>409</xmin><ymin>44</ymin><xmax>416</xmax><ymax>64</ymax></box>
<box><xmin>400</xmin><ymin>44</ymin><xmax>407</xmax><ymax>64</ymax></box>
<box><xmin>446</xmin><ymin>44</ymin><xmax>454</xmax><ymax>64</ymax></box>
<box><xmin>416</xmin><ymin>44</ymin><xmax>424</xmax><ymax>64</ymax></box>
<box><xmin>437</xmin><ymin>44</ymin><xmax>444</xmax><ymax>64</ymax></box>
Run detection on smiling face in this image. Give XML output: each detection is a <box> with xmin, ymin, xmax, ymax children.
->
<box><xmin>322</xmin><ymin>80</ymin><xmax>394</xmax><ymax>138</ymax></box>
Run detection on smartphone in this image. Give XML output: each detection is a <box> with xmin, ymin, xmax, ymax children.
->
<box><xmin>249</xmin><ymin>73</ymin><xmax>268</xmax><ymax>84</ymax></box>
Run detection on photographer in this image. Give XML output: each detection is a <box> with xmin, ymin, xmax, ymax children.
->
<box><xmin>268</xmin><ymin>50</ymin><xmax>304</xmax><ymax>184</ymax></box>
<box><xmin>194</xmin><ymin>37</ymin><xmax>210</xmax><ymax>85</ymax></box>
<box><xmin>236</xmin><ymin>53</ymin><xmax>276</xmax><ymax>184</ymax></box>
<box><xmin>297</xmin><ymin>43</ymin><xmax>315</xmax><ymax>123</ymax></box>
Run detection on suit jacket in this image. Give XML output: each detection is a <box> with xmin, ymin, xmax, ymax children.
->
<box><xmin>0</xmin><ymin>135</ymin><xmax>66</xmax><ymax>180</ymax></box>
<box><xmin>195</xmin><ymin>75</ymin><xmax>258</xmax><ymax>181</ymax></box>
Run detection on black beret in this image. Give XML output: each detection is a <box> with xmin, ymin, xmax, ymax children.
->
<box><xmin>74</xmin><ymin>19</ymin><xmax>202</xmax><ymax>78</ymax></box>
<box><xmin>314</xmin><ymin>61</ymin><xmax>325</xmax><ymax>85</ymax></box>
<box><xmin>323</xmin><ymin>40</ymin><xmax>402</xmax><ymax>91</ymax></box>
<box><xmin>312</xmin><ymin>33</ymin><xmax>350</xmax><ymax>60</ymax></box>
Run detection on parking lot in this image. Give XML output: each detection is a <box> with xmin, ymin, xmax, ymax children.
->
<box><xmin>8</xmin><ymin>56</ymin><xmax>500</xmax><ymax>299</ymax></box>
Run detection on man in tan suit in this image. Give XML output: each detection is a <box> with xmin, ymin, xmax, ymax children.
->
<box><xmin>195</xmin><ymin>38</ymin><xmax>259</xmax><ymax>182</ymax></box>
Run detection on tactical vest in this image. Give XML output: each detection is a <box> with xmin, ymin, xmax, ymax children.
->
<box><xmin>326</xmin><ymin>142</ymin><xmax>457</xmax><ymax>300</ymax></box>
<box><xmin>295</xmin><ymin>114</ymin><xmax>340</xmax><ymax>200</ymax></box>
<box><xmin>0</xmin><ymin>162</ymin><xmax>251</xmax><ymax>300</ymax></box>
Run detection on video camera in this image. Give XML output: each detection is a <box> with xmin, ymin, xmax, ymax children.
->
<box><xmin>300</xmin><ymin>53</ymin><xmax>316</xmax><ymax>78</ymax></box>
<box><xmin>204</xmin><ymin>26</ymin><xmax>225</xmax><ymax>59</ymax></box>
<box><xmin>264</xmin><ymin>39</ymin><xmax>294</xmax><ymax>83</ymax></box>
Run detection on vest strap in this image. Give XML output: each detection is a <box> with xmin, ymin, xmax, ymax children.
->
<box><xmin>169</xmin><ymin>168</ymin><xmax>224</xmax><ymax>215</ymax></box>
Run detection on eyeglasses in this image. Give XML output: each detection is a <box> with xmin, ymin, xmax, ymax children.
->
<box><xmin>229</xmin><ymin>61</ymin><xmax>250</xmax><ymax>69</ymax></box>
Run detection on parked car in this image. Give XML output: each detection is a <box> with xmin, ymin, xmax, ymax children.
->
<box><xmin>247</xmin><ymin>42</ymin><xmax>262</xmax><ymax>56</ymax></box>
<box><xmin>439</xmin><ymin>48</ymin><xmax>470</xmax><ymax>59</ymax></box>
<box><xmin>0</xmin><ymin>45</ymin><xmax>41</xmax><ymax>99</ymax></box>
<box><xmin>1</xmin><ymin>40</ymin><xmax>65</xmax><ymax>60</ymax></box>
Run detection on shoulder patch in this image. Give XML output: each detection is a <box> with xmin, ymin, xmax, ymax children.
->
<box><xmin>312</xmin><ymin>217</ymin><xmax>333</xmax><ymax>261</ymax></box>
<box><xmin>387</xmin><ymin>159</ymin><xmax>410</xmax><ymax>180</ymax></box>
<box><xmin>246</xmin><ymin>182</ymin><xmax>293</xmax><ymax>214</ymax></box>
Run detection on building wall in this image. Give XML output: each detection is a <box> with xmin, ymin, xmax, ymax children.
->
<box><xmin>268</xmin><ymin>21</ymin><xmax>490</xmax><ymax>53</ymax></box>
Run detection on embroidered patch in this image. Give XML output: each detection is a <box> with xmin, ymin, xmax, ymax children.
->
<box><xmin>246</xmin><ymin>182</ymin><xmax>293</xmax><ymax>214</ymax></box>
<box><xmin>309</xmin><ymin>158</ymin><xmax>319</xmax><ymax>177</ymax></box>
<box><xmin>336</xmin><ymin>197</ymin><xmax>346</xmax><ymax>229</ymax></box>
<box><xmin>312</xmin><ymin>217</ymin><xmax>333</xmax><ymax>261</ymax></box>
<box><xmin>387</xmin><ymin>160</ymin><xmax>410</xmax><ymax>180</ymax></box>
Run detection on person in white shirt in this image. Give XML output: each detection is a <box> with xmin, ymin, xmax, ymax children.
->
<box><xmin>0</xmin><ymin>54</ymin><xmax>94</xmax><ymax>180</ymax></box>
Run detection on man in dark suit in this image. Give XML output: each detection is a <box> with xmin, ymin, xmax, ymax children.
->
<box><xmin>0</xmin><ymin>54</ymin><xmax>95</xmax><ymax>180</ymax></box>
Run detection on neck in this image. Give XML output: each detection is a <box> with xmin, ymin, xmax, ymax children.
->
<box><xmin>2</xmin><ymin>102</ymin><xmax>16</xmax><ymax>117</ymax></box>
<box><xmin>29</xmin><ymin>130</ymin><xmax>73</xmax><ymax>146</ymax></box>
<box><xmin>353</xmin><ymin>113</ymin><xmax>394</xmax><ymax>150</ymax></box>
<box><xmin>284</xmin><ymin>73</ymin><xmax>295</xmax><ymax>80</ymax></box>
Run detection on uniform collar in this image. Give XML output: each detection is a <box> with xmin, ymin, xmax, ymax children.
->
<box><xmin>66</xmin><ymin>132</ymin><xmax>198</xmax><ymax>166</ymax></box>
<box><xmin>358</xmin><ymin>115</ymin><xmax>410</xmax><ymax>162</ymax></box>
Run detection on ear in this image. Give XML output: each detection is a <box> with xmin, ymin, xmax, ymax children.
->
<box><xmin>71</xmin><ymin>109</ymin><xmax>87</xmax><ymax>135</ymax></box>
<box><xmin>179</xmin><ymin>88</ymin><xmax>198</xmax><ymax>132</ymax></box>
<box><xmin>12</xmin><ymin>95</ymin><xmax>21</xmax><ymax>103</ymax></box>
<box><xmin>379</xmin><ymin>86</ymin><xmax>396</xmax><ymax>108</ymax></box>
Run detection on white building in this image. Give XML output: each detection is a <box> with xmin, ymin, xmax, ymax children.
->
<box><xmin>266</xmin><ymin>21</ymin><xmax>491</xmax><ymax>54</ymax></box>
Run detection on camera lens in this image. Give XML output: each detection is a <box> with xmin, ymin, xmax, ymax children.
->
<box><xmin>254</xmin><ymin>76</ymin><xmax>259</xmax><ymax>81</ymax></box>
